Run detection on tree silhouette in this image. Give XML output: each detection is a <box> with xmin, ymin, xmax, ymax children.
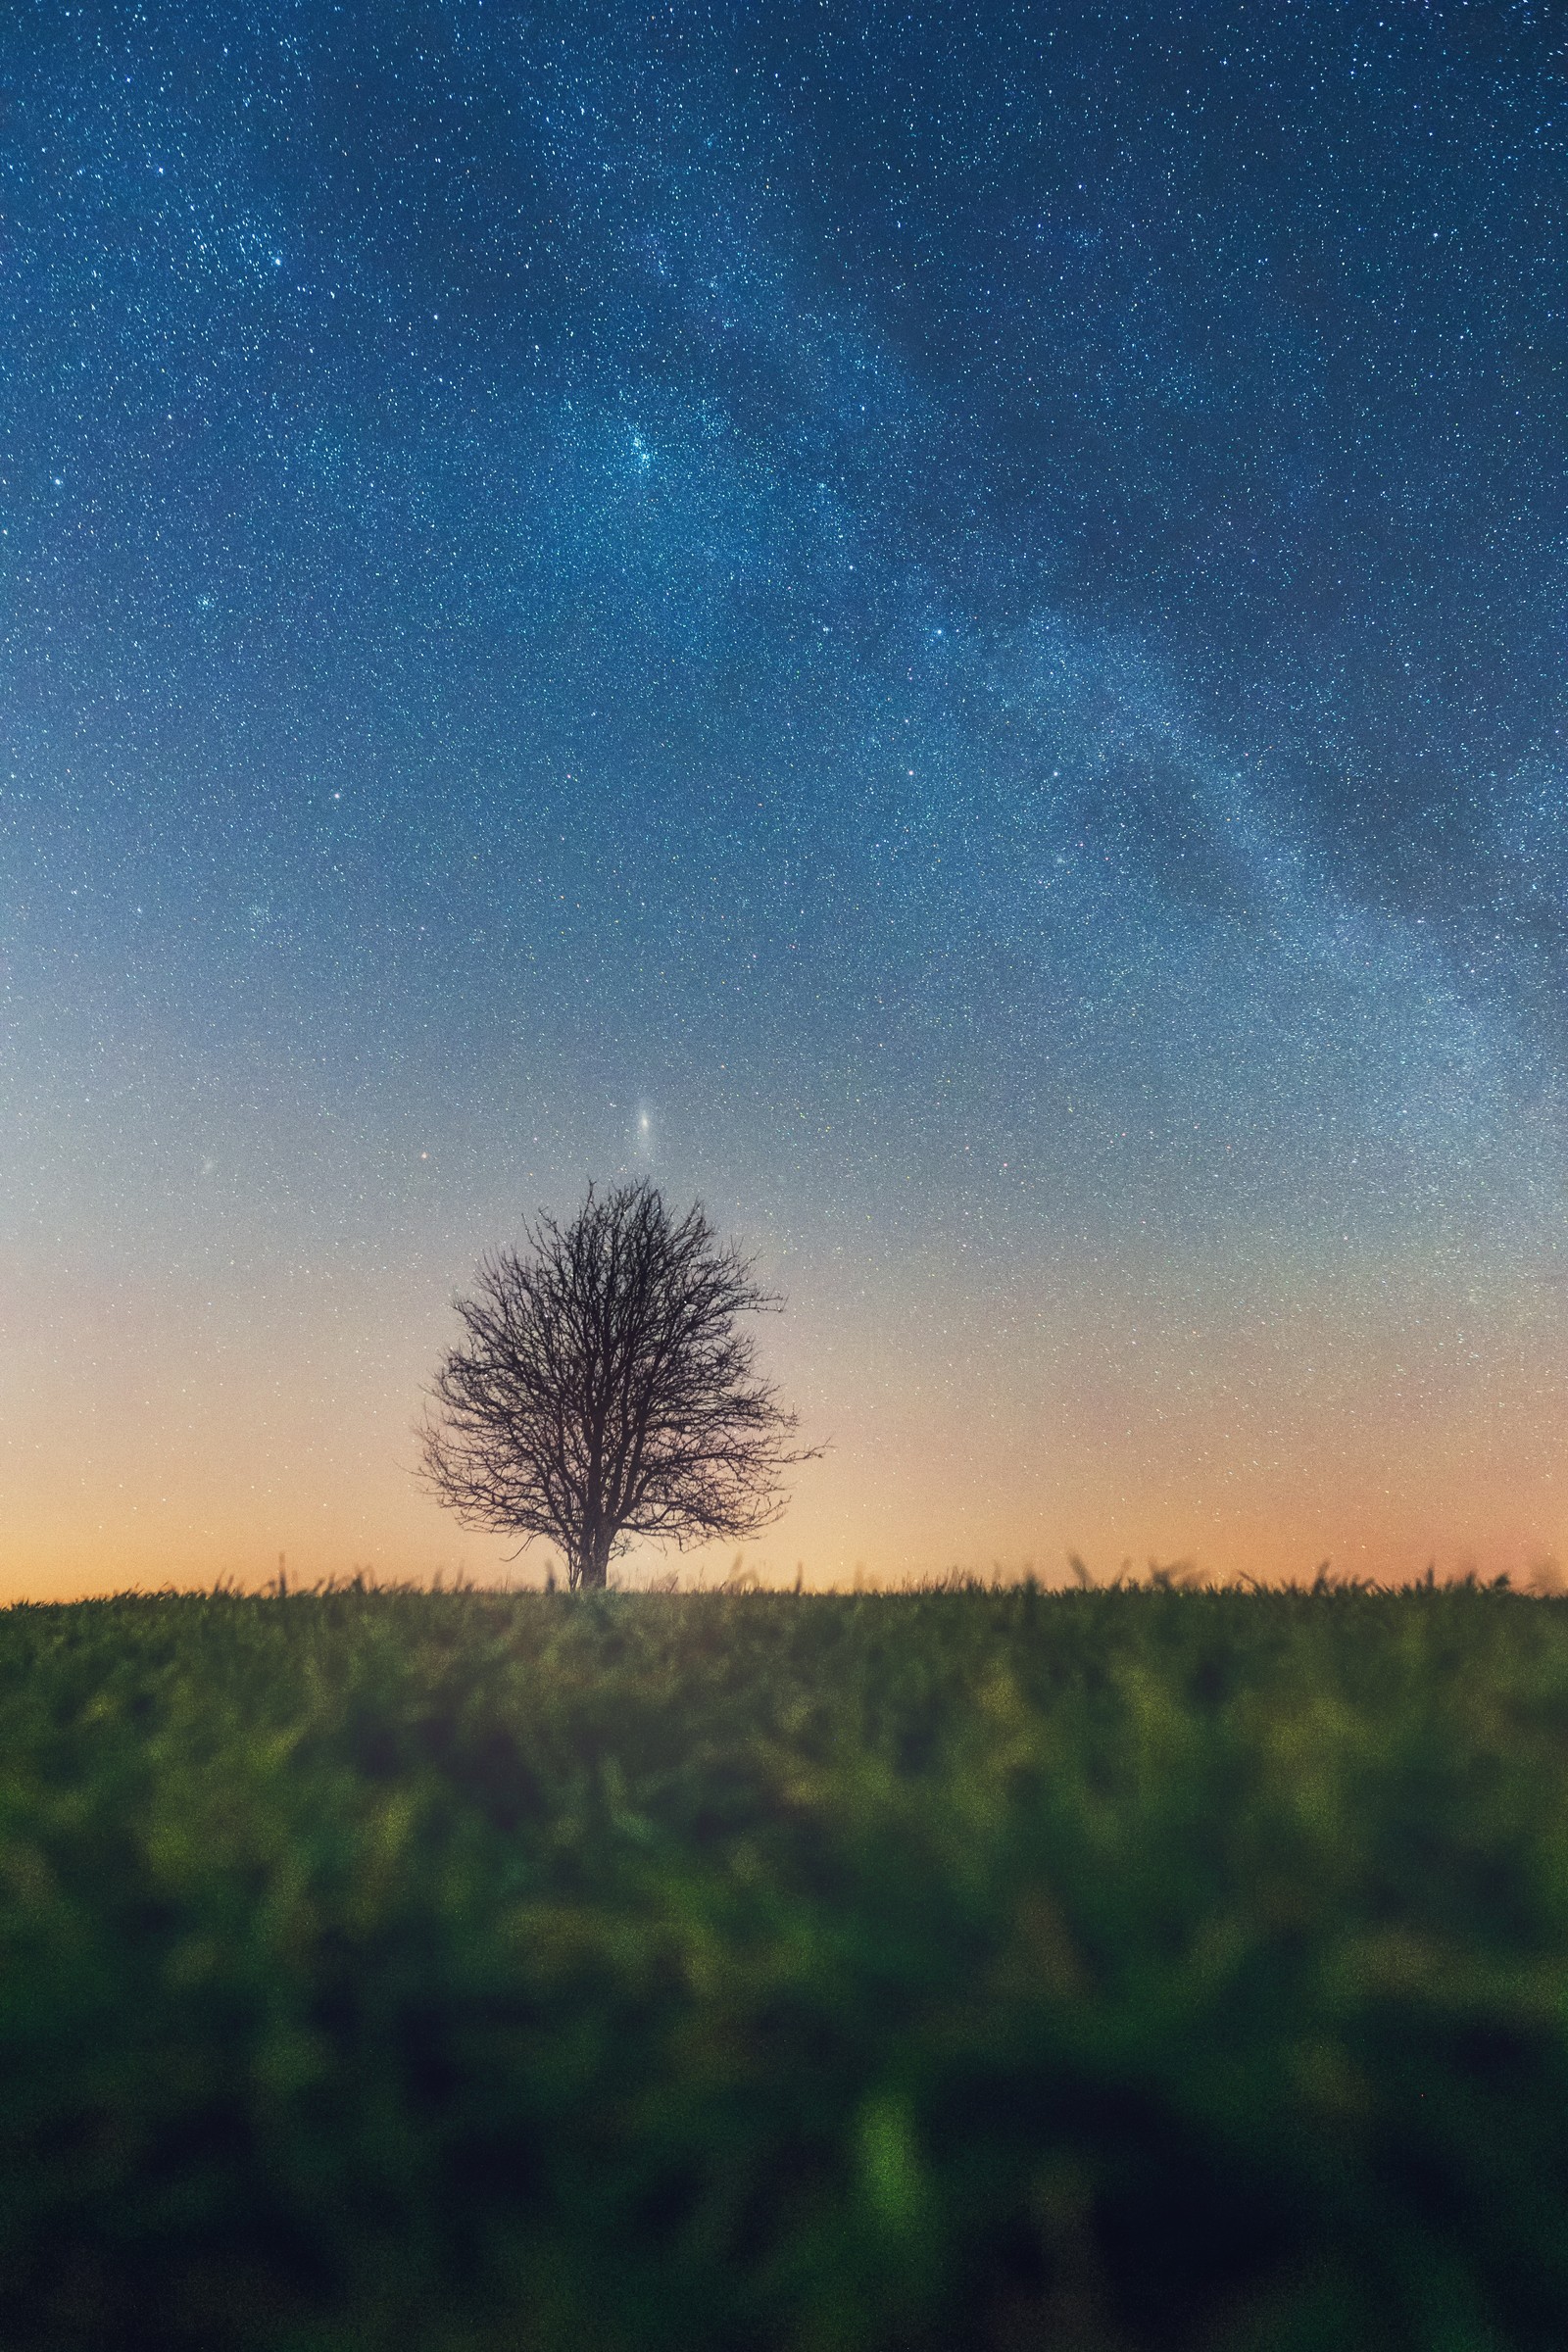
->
<box><xmin>419</xmin><ymin>1182</ymin><xmax>814</xmax><ymax>1590</ymax></box>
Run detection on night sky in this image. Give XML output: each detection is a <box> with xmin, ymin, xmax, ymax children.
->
<box><xmin>4</xmin><ymin>1</ymin><xmax>1567</xmax><ymax>1594</ymax></box>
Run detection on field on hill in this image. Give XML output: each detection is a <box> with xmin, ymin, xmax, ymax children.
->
<box><xmin>3</xmin><ymin>1581</ymin><xmax>1567</xmax><ymax>2351</ymax></box>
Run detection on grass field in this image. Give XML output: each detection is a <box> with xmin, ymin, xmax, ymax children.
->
<box><xmin>3</xmin><ymin>1580</ymin><xmax>1567</xmax><ymax>2351</ymax></box>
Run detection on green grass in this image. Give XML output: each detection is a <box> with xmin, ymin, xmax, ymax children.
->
<box><xmin>3</xmin><ymin>1581</ymin><xmax>1568</xmax><ymax>2351</ymax></box>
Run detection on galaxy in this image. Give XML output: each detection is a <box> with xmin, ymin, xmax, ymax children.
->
<box><xmin>4</xmin><ymin>1</ymin><xmax>1566</xmax><ymax>1592</ymax></box>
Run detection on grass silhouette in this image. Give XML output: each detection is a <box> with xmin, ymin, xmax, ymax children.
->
<box><xmin>2</xmin><ymin>1578</ymin><xmax>1565</xmax><ymax>2349</ymax></box>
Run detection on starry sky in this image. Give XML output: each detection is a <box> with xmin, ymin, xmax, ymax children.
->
<box><xmin>3</xmin><ymin>0</ymin><xmax>1567</xmax><ymax>1595</ymax></box>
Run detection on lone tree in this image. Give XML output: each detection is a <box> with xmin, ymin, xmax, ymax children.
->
<box><xmin>419</xmin><ymin>1182</ymin><xmax>813</xmax><ymax>1590</ymax></box>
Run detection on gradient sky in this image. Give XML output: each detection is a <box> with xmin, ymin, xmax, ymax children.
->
<box><xmin>3</xmin><ymin>0</ymin><xmax>1566</xmax><ymax>1595</ymax></box>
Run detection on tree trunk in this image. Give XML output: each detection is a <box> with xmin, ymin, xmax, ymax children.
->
<box><xmin>576</xmin><ymin>1527</ymin><xmax>612</xmax><ymax>1591</ymax></box>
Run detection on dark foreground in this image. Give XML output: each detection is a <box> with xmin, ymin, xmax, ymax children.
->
<box><xmin>3</xmin><ymin>1582</ymin><xmax>1566</xmax><ymax>2351</ymax></box>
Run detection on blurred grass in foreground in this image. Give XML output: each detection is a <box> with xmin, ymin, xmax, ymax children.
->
<box><xmin>3</xmin><ymin>1580</ymin><xmax>1567</xmax><ymax>2350</ymax></box>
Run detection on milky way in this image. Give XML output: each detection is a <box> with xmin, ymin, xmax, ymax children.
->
<box><xmin>4</xmin><ymin>3</ymin><xmax>1567</xmax><ymax>1591</ymax></box>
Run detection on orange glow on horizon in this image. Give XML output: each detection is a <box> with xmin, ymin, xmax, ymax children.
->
<box><xmin>6</xmin><ymin>1230</ymin><xmax>1563</xmax><ymax>1602</ymax></box>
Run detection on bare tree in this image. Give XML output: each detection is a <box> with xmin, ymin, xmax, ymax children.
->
<box><xmin>419</xmin><ymin>1182</ymin><xmax>814</xmax><ymax>1590</ymax></box>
